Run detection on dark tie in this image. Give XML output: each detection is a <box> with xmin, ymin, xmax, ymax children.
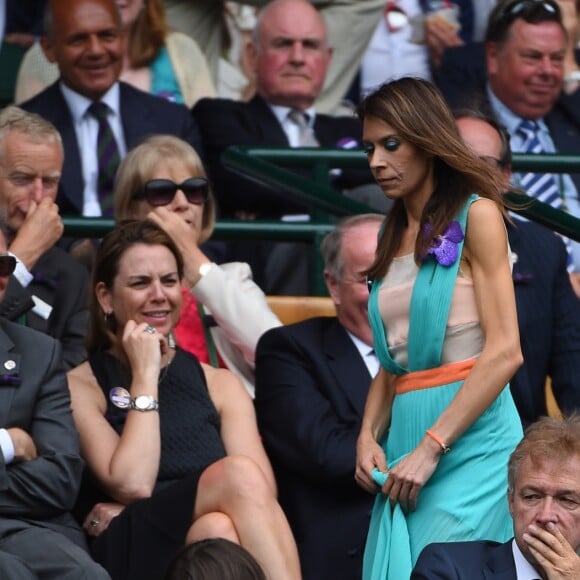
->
<box><xmin>517</xmin><ymin>119</ymin><xmax>573</xmax><ymax>271</ymax></box>
<box><xmin>88</xmin><ymin>102</ymin><xmax>121</xmax><ymax>217</ymax></box>
<box><xmin>287</xmin><ymin>109</ymin><xmax>319</xmax><ymax>147</ymax></box>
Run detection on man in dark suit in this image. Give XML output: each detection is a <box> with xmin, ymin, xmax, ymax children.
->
<box><xmin>21</xmin><ymin>0</ymin><xmax>203</xmax><ymax>219</ymax></box>
<box><xmin>455</xmin><ymin>110</ymin><xmax>580</xmax><ymax>425</ymax></box>
<box><xmin>411</xmin><ymin>414</ymin><xmax>580</xmax><ymax>579</ymax></box>
<box><xmin>193</xmin><ymin>0</ymin><xmax>377</xmax><ymax>293</ymax></box>
<box><xmin>0</xmin><ymin>105</ymin><xmax>89</xmax><ymax>369</ymax></box>
<box><xmin>0</xmin><ymin>217</ymin><xmax>108</xmax><ymax>579</ymax></box>
<box><xmin>438</xmin><ymin>0</ymin><xmax>580</xmax><ymax>292</ymax></box>
<box><xmin>193</xmin><ymin>0</ymin><xmax>375</xmax><ymax>219</ymax></box>
<box><xmin>254</xmin><ymin>214</ymin><xmax>382</xmax><ymax>580</ymax></box>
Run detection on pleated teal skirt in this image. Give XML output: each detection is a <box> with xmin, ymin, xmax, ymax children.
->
<box><xmin>362</xmin><ymin>374</ymin><xmax>522</xmax><ymax>580</ymax></box>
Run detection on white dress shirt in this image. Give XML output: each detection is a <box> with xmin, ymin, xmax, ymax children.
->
<box><xmin>347</xmin><ymin>331</ymin><xmax>379</xmax><ymax>378</ymax></box>
<box><xmin>512</xmin><ymin>539</ymin><xmax>542</xmax><ymax>580</ymax></box>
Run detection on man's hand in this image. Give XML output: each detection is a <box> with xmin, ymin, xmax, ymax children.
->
<box><xmin>7</xmin><ymin>428</ymin><xmax>37</xmax><ymax>462</ymax></box>
<box><xmin>524</xmin><ymin>522</ymin><xmax>580</xmax><ymax>579</ymax></box>
<box><xmin>424</xmin><ymin>15</ymin><xmax>463</xmax><ymax>69</ymax></box>
<box><xmin>9</xmin><ymin>198</ymin><xmax>63</xmax><ymax>271</ymax></box>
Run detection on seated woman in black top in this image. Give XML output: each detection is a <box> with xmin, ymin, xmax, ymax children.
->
<box><xmin>67</xmin><ymin>220</ymin><xmax>301</xmax><ymax>580</ymax></box>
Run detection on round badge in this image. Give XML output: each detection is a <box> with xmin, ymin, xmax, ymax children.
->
<box><xmin>109</xmin><ymin>387</ymin><xmax>131</xmax><ymax>409</ymax></box>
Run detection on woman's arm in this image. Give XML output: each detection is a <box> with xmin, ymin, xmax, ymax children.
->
<box><xmin>383</xmin><ymin>199</ymin><xmax>523</xmax><ymax>511</ymax></box>
<box><xmin>67</xmin><ymin>321</ymin><xmax>166</xmax><ymax>504</ymax></box>
<box><xmin>355</xmin><ymin>367</ymin><xmax>395</xmax><ymax>493</ymax></box>
<box><xmin>204</xmin><ymin>364</ymin><xmax>277</xmax><ymax>493</ymax></box>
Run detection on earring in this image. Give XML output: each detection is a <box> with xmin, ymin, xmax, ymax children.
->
<box><xmin>103</xmin><ymin>310</ymin><xmax>111</xmax><ymax>322</ymax></box>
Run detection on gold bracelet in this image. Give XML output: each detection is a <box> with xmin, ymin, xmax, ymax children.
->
<box><xmin>426</xmin><ymin>429</ymin><xmax>451</xmax><ymax>454</ymax></box>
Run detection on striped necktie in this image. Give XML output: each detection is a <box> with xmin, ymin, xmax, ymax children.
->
<box><xmin>517</xmin><ymin>119</ymin><xmax>574</xmax><ymax>271</ymax></box>
<box><xmin>88</xmin><ymin>102</ymin><xmax>121</xmax><ymax>217</ymax></box>
<box><xmin>287</xmin><ymin>109</ymin><xmax>319</xmax><ymax>147</ymax></box>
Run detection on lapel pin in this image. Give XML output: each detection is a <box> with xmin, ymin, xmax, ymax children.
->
<box><xmin>4</xmin><ymin>360</ymin><xmax>16</xmax><ymax>371</ymax></box>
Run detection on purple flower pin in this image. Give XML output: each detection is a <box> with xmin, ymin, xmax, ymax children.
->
<box><xmin>423</xmin><ymin>221</ymin><xmax>464</xmax><ymax>267</ymax></box>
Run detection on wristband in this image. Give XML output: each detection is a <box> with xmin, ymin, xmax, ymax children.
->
<box><xmin>426</xmin><ymin>429</ymin><xmax>451</xmax><ymax>454</ymax></box>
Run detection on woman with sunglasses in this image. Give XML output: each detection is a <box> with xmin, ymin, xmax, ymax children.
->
<box><xmin>67</xmin><ymin>219</ymin><xmax>301</xmax><ymax>580</ymax></box>
<box><xmin>114</xmin><ymin>134</ymin><xmax>280</xmax><ymax>396</ymax></box>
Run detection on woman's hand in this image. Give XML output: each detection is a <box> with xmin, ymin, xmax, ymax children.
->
<box><xmin>122</xmin><ymin>321</ymin><xmax>166</xmax><ymax>379</ymax></box>
<box><xmin>83</xmin><ymin>502</ymin><xmax>125</xmax><ymax>537</ymax></box>
<box><xmin>355</xmin><ymin>430</ymin><xmax>388</xmax><ymax>494</ymax></box>
<box><xmin>380</xmin><ymin>436</ymin><xmax>441</xmax><ymax>513</ymax></box>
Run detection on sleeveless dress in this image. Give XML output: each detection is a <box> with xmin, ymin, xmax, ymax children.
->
<box><xmin>80</xmin><ymin>348</ymin><xmax>226</xmax><ymax>580</ymax></box>
<box><xmin>363</xmin><ymin>195</ymin><xmax>523</xmax><ymax>580</ymax></box>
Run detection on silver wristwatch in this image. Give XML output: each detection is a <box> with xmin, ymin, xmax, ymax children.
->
<box><xmin>130</xmin><ymin>395</ymin><xmax>159</xmax><ymax>412</ymax></box>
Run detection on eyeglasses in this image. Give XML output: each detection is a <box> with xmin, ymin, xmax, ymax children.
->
<box><xmin>0</xmin><ymin>255</ymin><xmax>17</xmax><ymax>276</ymax></box>
<box><xmin>133</xmin><ymin>177</ymin><xmax>209</xmax><ymax>207</ymax></box>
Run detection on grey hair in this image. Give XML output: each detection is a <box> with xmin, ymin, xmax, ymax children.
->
<box><xmin>320</xmin><ymin>214</ymin><xmax>384</xmax><ymax>282</ymax></box>
<box><xmin>0</xmin><ymin>106</ymin><xmax>63</xmax><ymax>163</ymax></box>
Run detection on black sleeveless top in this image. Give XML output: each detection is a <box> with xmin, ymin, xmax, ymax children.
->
<box><xmin>89</xmin><ymin>347</ymin><xmax>226</xmax><ymax>486</ymax></box>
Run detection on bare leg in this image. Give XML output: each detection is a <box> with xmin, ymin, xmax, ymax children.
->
<box><xmin>186</xmin><ymin>512</ymin><xmax>240</xmax><ymax>545</ymax></box>
<box><xmin>194</xmin><ymin>455</ymin><xmax>302</xmax><ymax>580</ymax></box>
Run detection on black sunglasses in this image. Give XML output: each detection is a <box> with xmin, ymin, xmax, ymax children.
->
<box><xmin>0</xmin><ymin>255</ymin><xmax>17</xmax><ymax>276</ymax></box>
<box><xmin>133</xmin><ymin>177</ymin><xmax>209</xmax><ymax>207</ymax></box>
<box><xmin>487</xmin><ymin>0</ymin><xmax>561</xmax><ymax>41</ymax></box>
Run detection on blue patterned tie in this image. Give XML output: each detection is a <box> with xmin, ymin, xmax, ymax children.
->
<box><xmin>88</xmin><ymin>102</ymin><xmax>121</xmax><ymax>217</ymax></box>
<box><xmin>517</xmin><ymin>119</ymin><xmax>574</xmax><ymax>271</ymax></box>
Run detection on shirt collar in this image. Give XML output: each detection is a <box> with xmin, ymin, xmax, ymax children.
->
<box><xmin>269</xmin><ymin>103</ymin><xmax>317</xmax><ymax>127</ymax></box>
<box><xmin>486</xmin><ymin>84</ymin><xmax>550</xmax><ymax>136</ymax></box>
<box><xmin>512</xmin><ymin>538</ymin><xmax>543</xmax><ymax>580</ymax></box>
<box><xmin>59</xmin><ymin>81</ymin><xmax>122</xmax><ymax>123</ymax></box>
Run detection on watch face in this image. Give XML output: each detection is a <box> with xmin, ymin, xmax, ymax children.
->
<box><xmin>135</xmin><ymin>395</ymin><xmax>151</xmax><ymax>410</ymax></box>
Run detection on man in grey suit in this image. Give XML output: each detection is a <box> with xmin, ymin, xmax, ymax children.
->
<box><xmin>0</xmin><ymin>215</ymin><xmax>108</xmax><ymax>578</ymax></box>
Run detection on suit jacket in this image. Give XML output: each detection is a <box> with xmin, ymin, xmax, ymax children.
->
<box><xmin>438</xmin><ymin>43</ymin><xmax>580</xmax><ymax>192</ymax></box>
<box><xmin>254</xmin><ymin>317</ymin><xmax>374</xmax><ymax>580</ymax></box>
<box><xmin>0</xmin><ymin>319</ymin><xmax>86</xmax><ymax>548</ymax></box>
<box><xmin>411</xmin><ymin>539</ymin><xmax>517</xmax><ymax>579</ymax></box>
<box><xmin>0</xmin><ymin>246</ymin><xmax>89</xmax><ymax>370</ymax></box>
<box><xmin>21</xmin><ymin>81</ymin><xmax>204</xmax><ymax>216</ymax></box>
<box><xmin>508</xmin><ymin>219</ymin><xmax>580</xmax><ymax>425</ymax></box>
<box><xmin>192</xmin><ymin>94</ymin><xmax>372</xmax><ymax>217</ymax></box>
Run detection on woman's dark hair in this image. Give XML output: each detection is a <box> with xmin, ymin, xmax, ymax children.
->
<box><xmin>86</xmin><ymin>219</ymin><xmax>184</xmax><ymax>353</ymax></box>
<box><xmin>164</xmin><ymin>538</ymin><xmax>266</xmax><ymax>580</ymax></box>
<box><xmin>356</xmin><ymin>77</ymin><xmax>507</xmax><ymax>280</ymax></box>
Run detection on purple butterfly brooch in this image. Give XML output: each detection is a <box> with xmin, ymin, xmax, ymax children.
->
<box><xmin>422</xmin><ymin>221</ymin><xmax>464</xmax><ymax>267</ymax></box>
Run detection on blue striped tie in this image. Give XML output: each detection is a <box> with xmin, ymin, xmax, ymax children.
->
<box><xmin>517</xmin><ymin>119</ymin><xmax>574</xmax><ymax>271</ymax></box>
<box><xmin>88</xmin><ymin>102</ymin><xmax>121</xmax><ymax>217</ymax></box>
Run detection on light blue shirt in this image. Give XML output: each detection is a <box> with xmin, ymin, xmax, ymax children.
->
<box><xmin>487</xmin><ymin>85</ymin><xmax>580</xmax><ymax>271</ymax></box>
<box><xmin>59</xmin><ymin>82</ymin><xmax>127</xmax><ymax>217</ymax></box>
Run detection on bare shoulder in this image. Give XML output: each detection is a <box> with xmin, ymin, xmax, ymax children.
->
<box><xmin>468</xmin><ymin>197</ymin><xmax>503</xmax><ymax>224</ymax></box>
<box><xmin>201</xmin><ymin>363</ymin><xmax>251</xmax><ymax>410</ymax></box>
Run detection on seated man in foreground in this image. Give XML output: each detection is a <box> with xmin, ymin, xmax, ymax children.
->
<box><xmin>0</xmin><ymin>214</ymin><xmax>108</xmax><ymax>579</ymax></box>
<box><xmin>411</xmin><ymin>414</ymin><xmax>580</xmax><ymax>579</ymax></box>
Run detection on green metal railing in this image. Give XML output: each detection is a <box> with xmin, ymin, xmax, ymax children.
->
<box><xmin>62</xmin><ymin>146</ymin><xmax>580</xmax><ymax>295</ymax></box>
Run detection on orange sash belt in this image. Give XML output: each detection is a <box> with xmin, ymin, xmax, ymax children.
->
<box><xmin>395</xmin><ymin>358</ymin><xmax>476</xmax><ymax>395</ymax></box>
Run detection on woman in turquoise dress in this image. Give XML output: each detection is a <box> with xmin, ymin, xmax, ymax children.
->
<box><xmin>354</xmin><ymin>77</ymin><xmax>524</xmax><ymax>579</ymax></box>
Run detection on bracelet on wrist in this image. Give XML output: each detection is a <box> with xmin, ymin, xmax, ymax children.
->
<box><xmin>425</xmin><ymin>429</ymin><xmax>451</xmax><ymax>454</ymax></box>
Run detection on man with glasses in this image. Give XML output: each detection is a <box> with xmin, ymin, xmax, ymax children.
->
<box><xmin>0</xmin><ymin>214</ymin><xmax>109</xmax><ymax>579</ymax></box>
<box><xmin>0</xmin><ymin>106</ymin><xmax>89</xmax><ymax>370</ymax></box>
<box><xmin>455</xmin><ymin>109</ymin><xmax>580</xmax><ymax>426</ymax></box>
